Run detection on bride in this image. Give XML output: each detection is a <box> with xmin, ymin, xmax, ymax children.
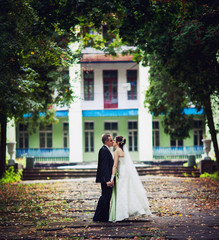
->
<box><xmin>109</xmin><ymin>136</ymin><xmax>151</xmax><ymax>222</ymax></box>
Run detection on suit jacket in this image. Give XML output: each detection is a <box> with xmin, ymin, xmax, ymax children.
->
<box><xmin>96</xmin><ymin>145</ymin><xmax>114</xmax><ymax>183</ymax></box>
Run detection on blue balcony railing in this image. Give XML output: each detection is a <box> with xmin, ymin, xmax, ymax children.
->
<box><xmin>16</xmin><ymin>146</ymin><xmax>204</xmax><ymax>162</ymax></box>
<box><xmin>16</xmin><ymin>148</ymin><xmax>69</xmax><ymax>162</ymax></box>
<box><xmin>153</xmin><ymin>146</ymin><xmax>204</xmax><ymax>160</ymax></box>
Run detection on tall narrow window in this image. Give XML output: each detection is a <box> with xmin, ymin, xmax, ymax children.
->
<box><xmin>170</xmin><ymin>139</ymin><xmax>183</xmax><ymax>147</ymax></box>
<box><xmin>102</xmin><ymin>24</ymin><xmax>113</xmax><ymax>43</ymax></box>
<box><xmin>84</xmin><ymin>71</ymin><xmax>94</xmax><ymax>100</ymax></box>
<box><xmin>39</xmin><ymin>124</ymin><xmax>52</xmax><ymax>148</ymax></box>
<box><xmin>18</xmin><ymin>124</ymin><xmax>29</xmax><ymax>149</ymax></box>
<box><xmin>63</xmin><ymin>122</ymin><xmax>69</xmax><ymax>148</ymax></box>
<box><xmin>85</xmin><ymin>122</ymin><xmax>94</xmax><ymax>152</ymax></box>
<box><xmin>62</xmin><ymin>69</ymin><xmax>70</xmax><ymax>93</ymax></box>
<box><xmin>152</xmin><ymin>121</ymin><xmax>160</xmax><ymax>147</ymax></box>
<box><xmin>194</xmin><ymin>120</ymin><xmax>204</xmax><ymax>146</ymax></box>
<box><xmin>103</xmin><ymin>70</ymin><xmax>118</xmax><ymax>108</ymax></box>
<box><xmin>128</xmin><ymin>121</ymin><xmax>138</xmax><ymax>151</ymax></box>
<box><xmin>127</xmin><ymin>70</ymin><xmax>137</xmax><ymax>100</ymax></box>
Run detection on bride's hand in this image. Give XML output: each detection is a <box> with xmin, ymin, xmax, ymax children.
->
<box><xmin>111</xmin><ymin>180</ymin><xmax>114</xmax><ymax>187</ymax></box>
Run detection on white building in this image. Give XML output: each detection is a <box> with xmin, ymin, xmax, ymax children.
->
<box><xmin>69</xmin><ymin>47</ymin><xmax>153</xmax><ymax>162</ymax></box>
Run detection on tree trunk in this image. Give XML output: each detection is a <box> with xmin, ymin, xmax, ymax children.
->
<box><xmin>0</xmin><ymin>116</ymin><xmax>7</xmax><ymax>178</ymax></box>
<box><xmin>204</xmin><ymin>97</ymin><xmax>219</xmax><ymax>172</ymax></box>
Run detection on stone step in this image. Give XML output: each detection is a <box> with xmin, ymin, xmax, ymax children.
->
<box><xmin>22</xmin><ymin>166</ymin><xmax>200</xmax><ymax>180</ymax></box>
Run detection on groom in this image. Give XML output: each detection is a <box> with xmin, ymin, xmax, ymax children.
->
<box><xmin>93</xmin><ymin>134</ymin><xmax>114</xmax><ymax>222</ymax></box>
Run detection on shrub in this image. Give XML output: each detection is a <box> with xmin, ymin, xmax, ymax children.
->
<box><xmin>0</xmin><ymin>167</ymin><xmax>23</xmax><ymax>184</ymax></box>
<box><xmin>200</xmin><ymin>172</ymin><xmax>219</xmax><ymax>181</ymax></box>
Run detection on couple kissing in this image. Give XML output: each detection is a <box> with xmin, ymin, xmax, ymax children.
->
<box><xmin>93</xmin><ymin>134</ymin><xmax>151</xmax><ymax>223</ymax></box>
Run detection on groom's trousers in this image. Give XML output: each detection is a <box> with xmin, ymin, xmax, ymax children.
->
<box><xmin>93</xmin><ymin>182</ymin><xmax>112</xmax><ymax>222</ymax></box>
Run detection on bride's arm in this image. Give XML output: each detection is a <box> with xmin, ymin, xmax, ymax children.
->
<box><xmin>110</xmin><ymin>150</ymin><xmax>119</xmax><ymax>182</ymax></box>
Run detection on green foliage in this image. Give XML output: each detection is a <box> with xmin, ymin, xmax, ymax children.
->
<box><xmin>183</xmin><ymin>172</ymin><xmax>188</xmax><ymax>177</ymax></box>
<box><xmin>200</xmin><ymin>172</ymin><xmax>219</xmax><ymax>181</ymax></box>
<box><xmin>0</xmin><ymin>167</ymin><xmax>22</xmax><ymax>184</ymax></box>
<box><xmin>0</xmin><ymin>0</ymin><xmax>77</xmax><ymax>123</ymax></box>
<box><xmin>1</xmin><ymin>1</ymin><xmax>218</xmax><ymax>172</ymax></box>
<box><xmin>72</xmin><ymin>1</ymin><xmax>218</xmax><ymax>143</ymax></box>
<box><xmin>145</xmin><ymin>55</ymin><xmax>194</xmax><ymax>139</ymax></box>
<box><xmin>0</xmin><ymin>0</ymin><xmax>80</xmax><ymax>176</ymax></box>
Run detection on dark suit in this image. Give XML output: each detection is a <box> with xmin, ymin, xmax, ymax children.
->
<box><xmin>93</xmin><ymin>145</ymin><xmax>114</xmax><ymax>222</ymax></box>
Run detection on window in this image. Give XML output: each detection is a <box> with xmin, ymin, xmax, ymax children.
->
<box><xmin>62</xmin><ymin>68</ymin><xmax>70</xmax><ymax>86</ymax></box>
<box><xmin>85</xmin><ymin>122</ymin><xmax>94</xmax><ymax>152</ymax></box>
<box><xmin>104</xmin><ymin>122</ymin><xmax>118</xmax><ymax>140</ymax></box>
<box><xmin>103</xmin><ymin>70</ymin><xmax>118</xmax><ymax>108</ymax></box>
<box><xmin>18</xmin><ymin>124</ymin><xmax>29</xmax><ymax>149</ymax></box>
<box><xmin>170</xmin><ymin>139</ymin><xmax>183</xmax><ymax>147</ymax></box>
<box><xmin>128</xmin><ymin>121</ymin><xmax>138</xmax><ymax>151</ymax></box>
<box><xmin>63</xmin><ymin>122</ymin><xmax>69</xmax><ymax>148</ymax></box>
<box><xmin>84</xmin><ymin>71</ymin><xmax>94</xmax><ymax>100</ymax></box>
<box><xmin>152</xmin><ymin>121</ymin><xmax>160</xmax><ymax>147</ymax></box>
<box><xmin>127</xmin><ymin>70</ymin><xmax>137</xmax><ymax>100</ymax></box>
<box><xmin>102</xmin><ymin>25</ymin><xmax>114</xmax><ymax>44</ymax></box>
<box><xmin>39</xmin><ymin>124</ymin><xmax>52</xmax><ymax>148</ymax></box>
<box><xmin>194</xmin><ymin>120</ymin><xmax>204</xmax><ymax>146</ymax></box>
<box><xmin>104</xmin><ymin>122</ymin><xmax>118</xmax><ymax>131</ymax></box>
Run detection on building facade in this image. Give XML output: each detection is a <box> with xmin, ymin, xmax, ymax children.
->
<box><xmin>15</xmin><ymin>48</ymin><xmax>205</xmax><ymax>163</ymax></box>
<box><xmin>68</xmin><ymin>48</ymin><xmax>152</xmax><ymax>162</ymax></box>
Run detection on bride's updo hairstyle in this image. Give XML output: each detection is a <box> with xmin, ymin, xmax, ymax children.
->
<box><xmin>115</xmin><ymin>136</ymin><xmax>126</xmax><ymax>151</ymax></box>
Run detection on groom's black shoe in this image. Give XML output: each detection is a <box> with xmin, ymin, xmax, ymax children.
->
<box><xmin>93</xmin><ymin>217</ymin><xmax>108</xmax><ymax>222</ymax></box>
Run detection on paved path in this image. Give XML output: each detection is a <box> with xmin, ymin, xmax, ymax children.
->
<box><xmin>0</xmin><ymin>176</ymin><xmax>218</xmax><ymax>239</ymax></box>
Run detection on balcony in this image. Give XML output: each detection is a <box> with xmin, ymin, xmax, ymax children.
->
<box><xmin>153</xmin><ymin>146</ymin><xmax>204</xmax><ymax>161</ymax></box>
<box><xmin>16</xmin><ymin>148</ymin><xmax>69</xmax><ymax>162</ymax></box>
<box><xmin>16</xmin><ymin>146</ymin><xmax>204</xmax><ymax>163</ymax></box>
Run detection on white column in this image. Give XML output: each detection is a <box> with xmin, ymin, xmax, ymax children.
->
<box><xmin>69</xmin><ymin>43</ymin><xmax>83</xmax><ymax>162</ymax></box>
<box><xmin>138</xmin><ymin>64</ymin><xmax>153</xmax><ymax>161</ymax></box>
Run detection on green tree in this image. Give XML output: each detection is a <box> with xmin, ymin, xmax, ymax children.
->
<box><xmin>0</xmin><ymin>0</ymin><xmax>78</xmax><ymax>178</ymax></box>
<box><xmin>1</xmin><ymin>0</ymin><xmax>218</xmax><ymax>176</ymax></box>
<box><xmin>75</xmin><ymin>0</ymin><xmax>219</xmax><ymax>170</ymax></box>
<box><xmin>145</xmin><ymin>55</ymin><xmax>194</xmax><ymax>140</ymax></box>
<box><xmin>141</xmin><ymin>1</ymin><xmax>219</xmax><ymax>169</ymax></box>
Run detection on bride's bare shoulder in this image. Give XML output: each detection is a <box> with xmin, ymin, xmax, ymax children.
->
<box><xmin>118</xmin><ymin>148</ymin><xmax>124</xmax><ymax>157</ymax></box>
<box><xmin>114</xmin><ymin>148</ymin><xmax>124</xmax><ymax>157</ymax></box>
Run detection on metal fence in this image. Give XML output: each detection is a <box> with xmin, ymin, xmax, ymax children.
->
<box><xmin>16</xmin><ymin>148</ymin><xmax>69</xmax><ymax>162</ymax></box>
<box><xmin>17</xmin><ymin>146</ymin><xmax>204</xmax><ymax>162</ymax></box>
<box><xmin>153</xmin><ymin>146</ymin><xmax>204</xmax><ymax>160</ymax></box>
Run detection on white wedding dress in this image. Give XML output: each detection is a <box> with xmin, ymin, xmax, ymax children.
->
<box><xmin>109</xmin><ymin>146</ymin><xmax>151</xmax><ymax>222</ymax></box>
